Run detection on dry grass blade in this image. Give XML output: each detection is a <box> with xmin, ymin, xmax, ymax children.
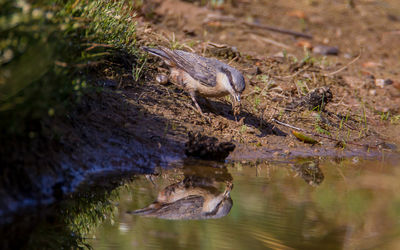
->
<box><xmin>323</xmin><ymin>51</ymin><xmax>362</xmax><ymax>77</ymax></box>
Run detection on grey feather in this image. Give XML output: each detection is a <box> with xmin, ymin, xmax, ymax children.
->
<box><xmin>129</xmin><ymin>195</ymin><xmax>233</xmax><ymax>220</ymax></box>
<box><xmin>142</xmin><ymin>46</ymin><xmax>170</xmax><ymax>59</ymax></box>
<box><xmin>143</xmin><ymin>46</ymin><xmax>245</xmax><ymax>91</ymax></box>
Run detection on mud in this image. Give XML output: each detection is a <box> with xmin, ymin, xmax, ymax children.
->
<box><xmin>133</xmin><ymin>0</ymin><xmax>400</xmax><ymax>156</ymax></box>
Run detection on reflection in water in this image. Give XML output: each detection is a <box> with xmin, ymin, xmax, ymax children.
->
<box><xmin>3</xmin><ymin>158</ymin><xmax>400</xmax><ymax>249</ymax></box>
<box><xmin>129</xmin><ymin>164</ymin><xmax>233</xmax><ymax>220</ymax></box>
<box><xmin>0</xmin><ymin>175</ymin><xmax>123</xmax><ymax>250</ymax></box>
<box><xmin>291</xmin><ymin>159</ymin><xmax>324</xmax><ymax>186</ymax></box>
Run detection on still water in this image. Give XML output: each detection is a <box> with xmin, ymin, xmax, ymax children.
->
<box><xmin>87</xmin><ymin>157</ymin><xmax>400</xmax><ymax>250</ymax></box>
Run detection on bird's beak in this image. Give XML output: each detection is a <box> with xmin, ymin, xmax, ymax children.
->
<box><xmin>234</xmin><ymin>93</ymin><xmax>241</xmax><ymax>102</ymax></box>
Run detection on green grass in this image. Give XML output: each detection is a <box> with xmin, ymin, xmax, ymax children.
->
<box><xmin>0</xmin><ymin>0</ymin><xmax>142</xmax><ymax>138</ymax></box>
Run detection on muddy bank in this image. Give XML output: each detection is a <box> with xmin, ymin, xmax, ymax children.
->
<box><xmin>0</xmin><ymin>86</ymin><xmax>185</xmax><ymax>222</ymax></box>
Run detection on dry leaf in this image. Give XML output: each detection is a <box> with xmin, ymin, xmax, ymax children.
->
<box><xmin>292</xmin><ymin>130</ymin><xmax>319</xmax><ymax>144</ymax></box>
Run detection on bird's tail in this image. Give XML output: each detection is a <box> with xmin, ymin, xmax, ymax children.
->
<box><xmin>127</xmin><ymin>207</ymin><xmax>156</xmax><ymax>215</ymax></box>
<box><xmin>126</xmin><ymin>202</ymin><xmax>162</xmax><ymax>217</ymax></box>
<box><xmin>142</xmin><ymin>46</ymin><xmax>171</xmax><ymax>60</ymax></box>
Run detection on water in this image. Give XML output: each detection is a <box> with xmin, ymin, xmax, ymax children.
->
<box><xmin>87</xmin><ymin>157</ymin><xmax>400</xmax><ymax>250</ymax></box>
<box><xmin>3</xmin><ymin>157</ymin><xmax>400</xmax><ymax>249</ymax></box>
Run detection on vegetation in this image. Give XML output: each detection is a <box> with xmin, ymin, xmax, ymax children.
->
<box><xmin>0</xmin><ymin>2</ymin><xmax>144</xmax><ymax>241</ymax></box>
<box><xmin>25</xmin><ymin>181</ymin><xmax>124</xmax><ymax>249</ymax></box>
<box><xmin>0</xmin><ymin>0</ymin><xmax>140</xmax><ymax>138</ymax></box>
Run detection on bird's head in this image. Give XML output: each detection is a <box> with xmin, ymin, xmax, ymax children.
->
<box><xmin>220</xmin><ymin>67</ymin><xmax>246</xmax><ymax>102</ymax></box>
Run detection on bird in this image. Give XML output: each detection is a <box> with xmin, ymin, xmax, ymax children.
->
<box><xmin>142</xmin><ymin>46</ymin><xmax>246</xmax><ymax>115</ymax></box>
<box><xmin>128</xmin><ymin>176</ymin><xmax>233</xmax><ymax>220</ymax></box>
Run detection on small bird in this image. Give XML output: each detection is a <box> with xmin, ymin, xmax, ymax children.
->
<box><xmin>128</xmin><ymin>177</ymin><xmax>233</xmax><ymax>220</ymax></box>
<box><xmin>143</xmin><ymin>46</ymin><xmax>246</xmax><ymax>115</ymax></box>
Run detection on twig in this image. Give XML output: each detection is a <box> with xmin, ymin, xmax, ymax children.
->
<box><xmin>84</xmin><ymin>43</ymin><xmax>114</xmax><ymax>51</ymax></box>
<box><xmin>71</xmin><ymin>0</ymin><xmax>81</xmax><ymax>9</ymax></box>
<box><xmin>273</xmin><ymin>65</ymin><xmax>311</xmax><ymax>80</ymax></box>
<box><xmin>227</xmin><ymin>55</ymin><xmax>239</xmax><ymax>65</ymax></box>
<box><xmin>243</xmin><ymin>22</ymin><xmax>313</xmax><ymax>39</ymax></box>
<box><xmin>323</xmin><ymin>51</ymin><xmax>361</xmax><ymax>76</ymax></box>
<box><xmin>203</xmin><ymin>14</ymin><xmax>313</xmax><ymax>39</ymax></box>
<box><xmin>203</xmin><ymin>14</ymin><xmax>237</xmax><ymax>24</ymax></box>
<box><xmin>325</xmin><ymin>111</ymin><xmax>356</xmax><ymax>130</ymax></box>
<box><xmin>182</xmin><ymin>43</ymin><xmax>196</xmax><ymax>53</ymax></box>
<box><xmin>207</xmin><ymin>42</ymin><xmax>230</xmax><ymax>48</ymax></box>
<box><xmin>272</xmin><ymin>118</ymin><xmax>303</xmax><ymax>131</ymax></box>
<box><xmin>55</xmin><ymin>60</ymin><xmax>106</xmax><ymax>68</ymax></box>
<box><xmin>249</xmin><ymin>34</ymin><xmax>292</xmax><ymax>50</ymax></box>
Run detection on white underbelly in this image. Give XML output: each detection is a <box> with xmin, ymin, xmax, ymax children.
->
<box><xmin>170</xmin><ymin>69</ymin><xmax>230</xmax><ymax>98</ymax></box>
<box><xmin>195</xmin><ymin>85</ymin><xmax>230</xmax><ymax>98</ymax></box>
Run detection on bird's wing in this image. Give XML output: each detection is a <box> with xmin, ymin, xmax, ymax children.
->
<box><xmin>129</xmin><ymin>195</ymin><xmax>205</xmax><ymax>220</ymax></box>
<box><xmin>161</xmin><ymin>48</ymin><xmax>218</xmax><ymax>87</ymax></box>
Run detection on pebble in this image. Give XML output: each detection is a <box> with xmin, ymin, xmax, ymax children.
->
<box><xmin>375</xmin><ymin>78</ymin><xmax>393</xmax><ymax>88</ymax></box>
<box><xmin>312</xmin><ymin>45</ymin><xmax>339</xmax><ymax>55</ymax></box>
<box><xmin>156</xmin><ymin>74</ymin><xmax>169</xmax><ymax>85</ymax></box>
<box><xmin>369</xmin><ymin>89</ymin><xmax>376</xmax><ymax>96</ymax></box>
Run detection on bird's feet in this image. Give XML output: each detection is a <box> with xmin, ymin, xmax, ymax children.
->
<box><xmin>184</xmin><ymin>102</ymin><xmax>211</xmax><ymax>124</ymax></box>
<box><xmin>188</xmin><ymin>94</ymin><xmax>212</xmax><ymax>123</ymax></box>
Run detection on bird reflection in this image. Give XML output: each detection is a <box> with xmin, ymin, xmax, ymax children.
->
<box><xmin>129</xmin><ymin>163</ymin><xmax>233</xmax><ymax>220</ymax></box>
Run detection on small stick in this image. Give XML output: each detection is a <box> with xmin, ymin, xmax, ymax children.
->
<box><xmin>227</xmin><ymin>55</ymin><xmax>239</xmax><ymax>65</ymax></box>
<box><xmin>273</xmin><ymin>65</ymin><xmax>311</xmax><ymax>80</ymax></box>
<box><xmin>182</xmin><ymin>43</ymin><xmax>196</xmax><ymax>53</ymax></box>
<box><xmin>249</xmin><ymin>34</ymin><xmax>292</xmax><ymax>50</ymax></box>
<box><xmin>323</xmin><ymin>51</ymin><xmax>361</xmax><ymax>76</ymax></box>
<box><xmin>71</xmin><ymin>0</ymin><xmax>81</xmax><ymax>9</ymax></box>
<box><xmin>272</xmin><ymin>118</ymin><xmax>303</xmax><ymax>131</ymax></box>
<box><xmin>203</xmin><ymin>14</ymin><xmax>313</xmax><ymax>39</ymax></box>
<box><xmin>84</xmin><ymin>43</ymin><xmax>114</xmax><ymax>51</ymax></box>
<box><xmin>243</xmin><ymin>22</ymin><xmax>313</xmax><ymax>39</ymax></box>
<box><xmin>55</xmin><ymin>60</ymin><xmax>106</xmax><ymax>68</ymax></box>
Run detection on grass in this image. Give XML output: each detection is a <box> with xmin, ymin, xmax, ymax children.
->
<box><xmin>380</xmin><ymin>111</ymin><xmax>391</xmax><ymax>121</ymax></box>
<box><xmin>313</xmin><ymin>114</ymin><xmax>331</xmax><ymax>136</ymax></box>
<box><xmin>240</xmin><ymin>125</ymin><xmax>247</xmax><ymax>133</ymax></box>
<box><xmin>169</xmin><ymin>32</ymin><xmax>184</xmax><ymax>50</ymax></box>
<box><xmin>391</xmin><ymin>115</ymin><xmax>400</xmax><ymax>124</ymax></box>
<box><xmin>132</xmin><ymin>53</ymin><xmax>148</xmax><ymax>83</ymax></box>
<box><xmin>0</xmin><ymin>0</ymin><xmax>142</xmax><ymax>138</ymax></box>
<box><xmin>27</xmin><ymin>183</ymin><xmax>122</xmax><ymax>249</ymax></box>
<box><xmin>295</xmin><ymin>79</ymin><xmax>309</xmax><ymax>95</ymax></box>
<box><xmin>253</xmin><ymin>96</ymin><xmax>260</xmax><ymax>111</ymax></box>
<box><xmin>379</xmin><ymin>111</ymin><xmax>400</xmax><ymax>125</ymax></box>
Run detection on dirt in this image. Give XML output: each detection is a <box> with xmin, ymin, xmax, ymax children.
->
<box><xmin>128</xmin><ymin>0</ymin><xmax>400</xmax><ymax>158</ymax></box>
